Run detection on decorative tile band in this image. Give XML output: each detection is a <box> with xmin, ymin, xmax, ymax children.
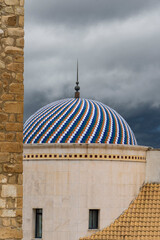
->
<box><xmin>23</xmin><ymin>153</ymin><xmax>146</xmax><ymax>162</ymax></box>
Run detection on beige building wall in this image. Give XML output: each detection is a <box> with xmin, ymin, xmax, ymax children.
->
<box><xmin>23</xmin><ymin>144</ymin><xmax>147</xmax><ymax>240</ymax></box>
<box><xmin>0</xmin><ymin>0</ymin><xmax>24</xmax><ymax>239</ymax></box>
<box><xmin>145</xmin><ymin>149</ymin><xmax>160</xmax><ymax>183</ymax></box>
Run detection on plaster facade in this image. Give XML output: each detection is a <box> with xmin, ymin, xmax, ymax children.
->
<box><xmin>23</xmin><ymin>144</ymin><xmax>147</xmax><ymax>240</ymax></box>
<box><xmin>145</xmin><ymin>150</ymin><xmax>160</xmax><ymax>183</ymax></box>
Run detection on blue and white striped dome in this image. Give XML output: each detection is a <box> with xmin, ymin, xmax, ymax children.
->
<box><xmin>23</xmin><ymin>98</ymin><xmax>137</xmax><ymax>145</ymax></box>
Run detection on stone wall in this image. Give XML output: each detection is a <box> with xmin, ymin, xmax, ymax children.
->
<box><xmin>0</xmin><ymin>0</ymin><xmax>24</xmax><ymax>239</ymax></box>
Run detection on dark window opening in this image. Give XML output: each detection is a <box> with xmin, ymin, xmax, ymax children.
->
<box><xmin>35</xmin><ymin>209</ymin><xmax>42</xmax><ymax>238</ymax></box>
<box><xmin>89</xmin><ymin>209</ymin><xmax>99</xmax><ymax>229</ymax></box>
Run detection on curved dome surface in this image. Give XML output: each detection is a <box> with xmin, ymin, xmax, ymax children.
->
<box><xmin>23</xmin><ymin>98</ymin><xmax>137</xmax><ymax>145</ymax></box>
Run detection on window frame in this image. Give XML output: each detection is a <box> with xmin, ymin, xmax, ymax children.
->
<box><xmin>88</xmin><ymin>209</ymin><xmax>99</xmax><ymax>230</ymax></box>
<box><xmin>35</xmin><ymin>208</ymin><xmax>43</xmax><ymax>239</ymax></box>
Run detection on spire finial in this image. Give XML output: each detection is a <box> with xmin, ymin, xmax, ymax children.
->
<box><xmin>75</xmin><ymin>60</ymin><xmax>80</xmax><ymax>98</ymax></box>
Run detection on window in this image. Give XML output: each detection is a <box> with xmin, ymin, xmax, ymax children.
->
<box><xmin>89</xmin><ymin>209</ymin><xmax>99</xmax><ymax>229</ymax></box>
<box><xmin>35</xmin><ymin>209</ymin><xmax>42</xmax><ymax>238</ymax></box>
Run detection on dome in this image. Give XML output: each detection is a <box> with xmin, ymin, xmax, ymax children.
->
<box><xmin>23</xmin><ymin>98</ymin><xmax>137</xmax><ymax>145</ymax></box>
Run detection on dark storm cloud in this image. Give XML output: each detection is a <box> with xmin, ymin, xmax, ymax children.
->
<box><xmin>25</xmin><ymin>0</ymin><xmax>160</xmax><ymax>27</ymax></box>
<box><xmin>24</xmin><ymin>0</ymin><xmax>160</xmax><ymax>147</ymax></box>
<box><xmin>127</xmin><ymin>105</ymin><xmax>160</xmax><ymax>148</ymax></box>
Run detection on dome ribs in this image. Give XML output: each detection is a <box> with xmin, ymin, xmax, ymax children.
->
<box><xmin>23</xmin><ymin>98</ymin><xmax>137</xmax><ymax>145</ymax></box>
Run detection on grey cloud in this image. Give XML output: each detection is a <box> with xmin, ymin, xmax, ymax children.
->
<box><xmin>25</xmin><ymin>0</ymin><xmax>160</xmax><ymax>27</ymax></box>
<box><xmin>126</xmin><ymin>105</ymin><xmax>160</xmax><ymax>148</ymax></box>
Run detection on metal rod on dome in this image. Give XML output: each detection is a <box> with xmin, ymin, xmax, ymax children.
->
<box><xmin>75</xmin><ymin>60</ymin><xmax>80</xmax><ymax>98</ymax></box>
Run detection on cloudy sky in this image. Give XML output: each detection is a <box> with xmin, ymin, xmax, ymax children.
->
<box><xmin>24</xmin><ymin>0</ymin><xmax>160</xmax><ymax>148</ymax></box>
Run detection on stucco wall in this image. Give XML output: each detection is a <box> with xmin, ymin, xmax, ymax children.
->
<box><xmin>145</xmin><ymin>149</ymin><xmax>160</xmax><ymax>183</ymax></box>
<box><xmin>23</xmin><ymin>144</ymin><xmax>147</xmax><ymax>240</ymax></box>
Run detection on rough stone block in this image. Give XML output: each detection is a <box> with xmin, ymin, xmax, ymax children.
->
<box><xmin>2</xmin><ymin>15</ymin><xmax>17</xmax><ymax>26</ymax></box>
<box><xmin>11</xmin><ymin>153</ymin><xmax>22</xmax><ymax>164</ymax></box>
<box><xmin>3</xmin><ymin>163</ymin><xmax>23</xmax><ymax>173</ymax></box>
<box><xmin>1</xmin><ymin>142</ymin><xmax>23</xmax><ymax>153</ymax></box>
<box><xmin>0</xmin><ymin>81</ymin><xmax>3</xmax><ymax>95</ymax></box>
<box><xmin>17</xmin><ymin>114</ymin><xmax>23</xmax><ymax>122</ymax></box>
<box><xmin>17</xmin><ymin>185</ymin><xmax>23</xmax><ymax>197</ymax></box>
<box><xmin>0</xmin><ymin>175</ymin><xmax>7</xmax><ymax>184</ymax></box>
<box><xmin>0</xmin><ymin>60</ymin><xmax>5</xmax><ymax>69</ymax></box>
<box><xmin>9</xmin><ymin>114</ymin><xmax>16</xmax><ymax>122</ymax></box>
<box><xmin>1</xmin><ymin>94</ymin><xmax>14</xmax><ymax>101</ymax></box>
<box><xmin>6</xmin><ymin>62</ymin><xmax>24</xmax><ymax>72</ymax></box>
<box><xmin>0</xmin><ymin>153</ymin><xmax>10</xmax><ymax>162</ymax></box>
<box><xmin>14</xmin><ymin>55</ymin><xmax>24</xmax><ymax>63</ymax></box>
<box><xmin>6</xmin><ymin>133</ymin><xmax>15</xmax><ymax>141</ymax></box>
<box><xmin>0</xmin><ymin>133</ymin><xmax>5</xmax><ymax>141</ymax></box>
<box><xmin>4</xmin><ymin>6</ymin><xmax>14</xmax><ymax>14</ymax></box>
<box><xmin>11</xmin><ymin>217</ymin><xmax>21</xmax><ymax>227</ymax></box>
<box><xmin>2</xmin><ymin>37</ymin><xmax>14</xmax><ymax>46</ymax></box>
<box><xmin>15</xmin><ymin>7</ymin><xmax>24</xmax><ymax>15</ymax></box>
<box><xmin>18</xmin><ymin>174</ymin><xmax>23</xmax><ymax>184</ymax></box>
<box><xmin>9</xmin><ymin>83</ymin><xmax>24</xmax><ymax>93</ymax></box>
<box><xmin>5</xmin><ymin>0</ymin><xmax>19</xmax><ymax>5</ymax></box>
<box><xmin>5</xmin><ymin>56</ymin><xmax>13</xmax><ymax>64</ymax></box>
<box><xmin>0</xmin><ymin>199</ymin><xmax>6</xmax><ymax>208</ymax></box>
<box><xmin>20</xmin><ymin>0</ymin><xmax>24</xmax><ymax>6</ymax></box>
<box><xmin>6</xmin><ymin>122</ymin><xmax>23</xmax><ymax>131</ymax></box>
<box><xmin>17</xmin><ymin>198</ymin><xmax>22</xmax><ymax>208</ymax></box>
<box><xmin>1</xmin><ymin>185</ymin><xmax>17</xmax><ymax>198</ymax></box>
<box><xmin>4</xmin><ymin>102</ymin><xmax>23</xmax><ymax>113</ymax></box>
<box><xmin>0</xmin><ymin>164</ymin><xmax>2</xmax><ymax>173</ymax></box>
<box><xmin>16</xmin><ymin>72</ymin><xmax>24</xmax><ymax>81</ymax></box>
<box><xmin>1</xmin><ymin>209</ymin><xmax>16</xmax><ymax>218</ymax></box>
<box><xmin>16</xmin><ymin>208</ymin><xmax>22</xmax><ymax>217</ymax></box>
<box><xmin>8</xmin><ymin>175</ymin><xmax>16</xmax><ymax>184</ymax></box>
<box><xmin>6</xmin><ymin>198</ymin><xmax>16</xmax><ymax>208</ymax></box>
<box><xmin>0</xmin><ymin>29</ymin><xmax>4</xmax><ymax>35</ymax></box>
<box><xmin>0</xmin><ymin>113</ymin><xmax>8</xmax><ymax>122</ymax></box>
<box><xmin>0</xmin><ymin>227</ymin><xmax>22</xmax><ymax>239</ymax></box>
<box><xmin>5</xmin><ymin>46</ymin><xmax>23</xmax><ymax>55</ymax></box>
<box><xmin>0</xmin><ymin>124</ymin><xmax>5</xmax><ymax>131</ymax></box>
<box><xmin>15</xmin><ymin>94</ymin><xmax>24</xmax><ymax>101</ymax></box>
<box><xmin>2</xmin><ymin>218</ymin><xmax>10</xmax><ymax>227</ymax></box>
<box><xmin>16</xmin><ymin>38</ymin><xmax>24</xmax><ymax>47</ymax></box>
<box><xmin>16</xmin><ymin>132</ymin><xmax>23</xmax><ymax>142</ymax></box>
<box><xmin>19</xmin><ymin>16</ymin><xmax>24</xmax><ymax>27</ymax></box>
<box><xmin>1</xmin><ymin>72</ymin><xmax>11</xmax><ymax>80</ymax></box>
<box><xmin>8</xmin><ymin>28</ymin><xmax>24</xmax><ymax>37</ymax></box>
